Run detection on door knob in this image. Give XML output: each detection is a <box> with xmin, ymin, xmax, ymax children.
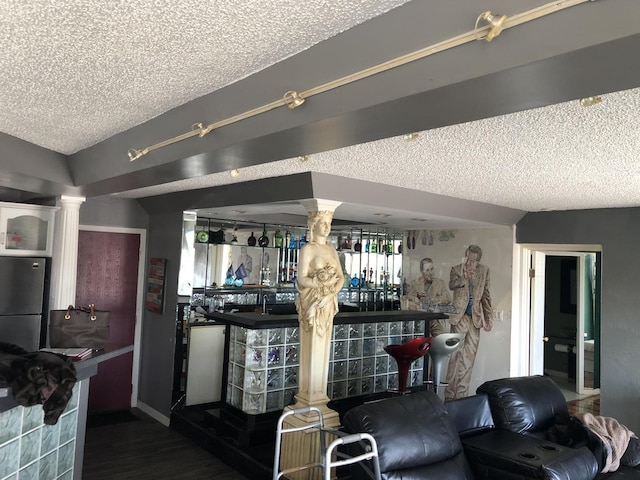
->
<box><xmin>542</xmin><ymin>336</ymin><xmax>549</xmax><ymax>342</ymax></box>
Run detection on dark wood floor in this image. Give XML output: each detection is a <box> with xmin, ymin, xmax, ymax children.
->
<box><xmin>82</xmin><ymin>409</ymin><xmax>250</xmax><ymax>480</ymax></box>
<box><xmin>567</xmin><ymin>394</ymin><xmax>600</xmax><ymax>416</ymax></box>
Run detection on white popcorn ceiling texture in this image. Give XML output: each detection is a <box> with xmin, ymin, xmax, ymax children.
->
<box><xmin>2</xmin><ymin>0</ymin><xmax>639</xmax><ymax>213</ymax></box>
<box><xmin>0</xmin><ymin>0</ymin><xmax>409</xmax><ymax>153</ymax></box>
<box><xmin>123</xmin><ymin>87</ymin><xmax>640</xmax><ymax>212</ymax></box>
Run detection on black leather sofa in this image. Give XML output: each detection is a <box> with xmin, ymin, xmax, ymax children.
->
<box><xmin>475</xmin><ymin>376</ymin><xmax>640</xmax><ymax>479</ymax></box>
<box><xmin>342</xmin><ymin>375</ymin><xmax>640</xmax><ymax>480</ymax></box>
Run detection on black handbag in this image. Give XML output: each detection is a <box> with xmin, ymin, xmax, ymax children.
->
<box><xmin>49</xmin><ymin>304</ymin><xmax>110</xmax><ymax>349</ymax></box>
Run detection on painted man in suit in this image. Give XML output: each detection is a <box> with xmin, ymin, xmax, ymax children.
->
<box><xmin>445</xmin><ymin>244</ymin><xmax>492</xmax><ymax>400</ymax></box>
<box><xmin>407</xmin><ymin>257</ymin><xmax>451</xmax><ymax>336</ymax></box>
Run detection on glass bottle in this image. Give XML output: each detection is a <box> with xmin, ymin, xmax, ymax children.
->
<box><xmin>274</xmin><ymin>229</ymin><xmax>283</xmax><ymax>248</ymax></box>
<box><xmin>370</xmin><ymin>238</ymin><xmax>377</xmax><ymax>253</ymax></box>
<box><xmin>258</xmin><ymin>225</ymin><xmax>269</xmax><ymax>247</ymax></box>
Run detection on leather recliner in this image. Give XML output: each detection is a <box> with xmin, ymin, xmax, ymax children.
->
<box><xmin>342</xmin><ymin>389</ymin><xmax>476</xmax><ymax>480</ymax></box>
<box><xmin>476</xmin><ymin>375</ymin><xmax>640</xmax><ymax>479</ymax></box>
<box><xmin>342</xmin><ymin>377</ymin><xmax>611</xmax><ymax>480</ymax></box>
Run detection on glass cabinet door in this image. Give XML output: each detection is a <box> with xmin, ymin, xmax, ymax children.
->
<box><xmin>0</xmin><ymin>204</ymin><xmax>56</xmax><ymax>256</ymax></box>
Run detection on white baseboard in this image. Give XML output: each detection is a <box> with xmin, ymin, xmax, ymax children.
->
<box><xmin>136</xmin><ymin>401</ymin><xmax>170</xmax><ymax>427</ymax></box>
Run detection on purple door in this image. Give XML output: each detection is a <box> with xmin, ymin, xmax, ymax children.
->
<box><xmin>76</xmin><ymin>230</ymin><xmax>140</xmax><ymax>412</ymax></box>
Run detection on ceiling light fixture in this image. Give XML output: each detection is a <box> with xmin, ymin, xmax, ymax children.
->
<box><xmin>127</xmin><ymin>0</ymin><xmax>592</xmax><ymax>162</ymax></box>
<box><xmin>402</xmin><ymin>132</ymin><xmax>419</xmax><ymax>141</ymax></box>
<box><xmin>298</xmin><ymin>155</ymin><xmax>310</xmax><ymax>162</ymax></box>
<box><xmin>283</xmin><ymin>91</ymin><xmax>305</xmax><ymax>109</ymax></box>
<box><xmin>475</xmin><ymin>11</ymin><xmax>508</xmax><ymax>42</ymax></box>
<box><xmin>579</xmin><ymin>96</ymin><xmax>602</xmax><ymax>107</ymax></box>
<box><xmin>229</xmin><ymin>169</ymin><xmax>240</xmax><ymax>178</ymax></box>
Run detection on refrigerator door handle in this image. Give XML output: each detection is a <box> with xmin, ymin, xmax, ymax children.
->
<box><xmin>0</xmin><ymin>232</ymin><xmax>4</xmax><ymax>245</ymax></box>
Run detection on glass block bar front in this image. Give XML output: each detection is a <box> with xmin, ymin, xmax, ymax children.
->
<box><xmin>226</xmin><ymin>319</ymin><xmax>427</xmax><ymax>414</ymax></box>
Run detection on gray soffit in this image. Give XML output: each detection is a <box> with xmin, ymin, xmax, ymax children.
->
<box><xmin>1</xmin><ymin>0</ymin><xmax>640</xmax><ymax>228</ymax></box>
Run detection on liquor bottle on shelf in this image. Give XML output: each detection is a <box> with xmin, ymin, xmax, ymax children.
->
<box><xmin>274</xmin><ymin>229</ymin><xmax>283</xmax><ymax>248</ymax></box>
<box><xmin>248</xmin><ymin>232</ymin><xmax>257</xmax><ymax>246</ymax></box>
<box><xmin>288</xmin><ymin>232</ymin><xmax>296</xmax><ymax>249</ymax></box>
<box><xmin>365</xmin><ymin>240</ymin><xmax>370</xmax><ymax>253</ymax></box>
<box><xmin>285</xmin><ymin>230</ymin><xmax>291</xmax><ymax>248</ymax></box>
<box><xmin>371</xmin><ymin>238</ymin><xmax>377</xmax><ymax>253</ymax></box>
<box><xmin>258</xmin><ymin>225</ymin><xmax>269</xmax><ymax>247</ymax></box>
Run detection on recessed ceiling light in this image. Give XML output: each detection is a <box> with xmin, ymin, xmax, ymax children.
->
<box><xmin>298</xmin><ymin>155</ymin><xmax>310</xmax><ymax>162</ymax></box>
<box><xmin>410</xmin><ymin>218</ymin><xmax>428</xmax><ymax>222</ymax></box>
<box><xmin>402</xmin><ymin>132</ymin><xmax>419</xmax><ymax>141</ymax></box>
<box><xmin>373</xmin><ymin>212</ymin><xmax>392</xmax><ymax>217</ymax></box>
<box><xmin>229</xmin><ymin>169</ymin><xmax>240</xmax><ymax>178</ymax></box>
<box><xmin>579</xmin><ymin>96</ymin><xmax>602</xmax><ymax>107</ymax></box>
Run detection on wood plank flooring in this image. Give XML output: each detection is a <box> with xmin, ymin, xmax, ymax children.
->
<box><xmin>82</xmin><ymin>409</ymin><xmax>250</xmax><ymax>480</ymax></box>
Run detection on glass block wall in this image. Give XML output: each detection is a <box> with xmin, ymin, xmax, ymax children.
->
<box><xmin>0</xmin><ymin>383</ymin><xmax>80</xmax><ymax>480</ymax></box>
<box><xmin>226</xmin><ymin>319</ymin><xmax>427</xmax><ymax>414</ymax></box>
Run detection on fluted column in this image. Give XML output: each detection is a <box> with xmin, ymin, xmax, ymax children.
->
<box><xmin>279</xmin><ymin>199</ymin><xmax>342</xmax><ymax>480</ymax></box>
<box><xmin>49</xmin><ymin>195</ymin><xmax>85</xmax><ymax>310</ymax></box>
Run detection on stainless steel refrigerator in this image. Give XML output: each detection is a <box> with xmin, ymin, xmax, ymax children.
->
<box><xmin>0</xmin><ymin>257</ymin><xmax>49</xmax><ymax>351</ymax></box>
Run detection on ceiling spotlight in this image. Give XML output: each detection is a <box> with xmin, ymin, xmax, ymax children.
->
<box><xmin>475</xmin><ymin>11</ymin><xmax>508</xmax><ymax>42</ymax></box>
<box><xmin>283</xmin><ymin>90</ymin><xmax>305</xmax><ymax>109</ymax></box>
<box><xmin>192</xmin><ymin>122</ymin><xmax>213</xmax><ymax>137</ymax></box>
<box><xmin>127</xmin><ymin>149</ymin><xmax>143</xmax><ymax>162</ymax></box>
<box><xmin>579</xmin><ymin>96</ymin><xmax>602</xmax><ymax>107</ymax></box>
<box><xmin>298</xmin><ymin>155</ymin><xmax>310</xmax><ymax>162</ymax></box>
<box><xmin>229</xmin><ymin>169</ymin><xmax>240</xmax><ymax>178</ymax></box>
<box><xmin>402</xmin><ymin>132</ymin><xmax>419</xmax><ymax>141</ymax></box>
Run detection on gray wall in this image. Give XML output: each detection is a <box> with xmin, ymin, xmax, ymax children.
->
<box><xmin>517</xmin><ymin>208</ymin><xmax>640</xmax><ymax>432</ymax></box>
<box><xmin>137</xmin><ymin>211</ymin><xmax>183</xmax><ymax>417</ymax></box>
<box><xmin>79</xmin><ymin>196</ymin><xmax>149</xmax><ymax>229</ymax></box>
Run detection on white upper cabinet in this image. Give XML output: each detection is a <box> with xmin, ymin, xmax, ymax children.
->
<box><xmin>0</xmin><ymin>202</ymin><xmax>57</xmax><ymax>257</ymax></box>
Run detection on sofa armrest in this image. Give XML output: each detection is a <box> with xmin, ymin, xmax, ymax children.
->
<box><xmin>462</xmin><ymin>430</ymin><xmax>599</xmax><ymax>480</ymax></box>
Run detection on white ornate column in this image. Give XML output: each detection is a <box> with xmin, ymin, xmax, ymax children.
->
<box><xmin>279</xmin><ymin>199</ymin><xmax>342</xmax><ymax>480</ymax></box>
<box><xmin>49</xmin><ymin>195</ymin><xmax>86</xmax><ymax>310</ymax></box>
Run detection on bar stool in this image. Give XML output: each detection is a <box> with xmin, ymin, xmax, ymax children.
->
<box><xmin>426</xmin><ymin>333</ymin><xmax>464</xmax><ymax>394</ymax></box>
<box><xmin>384</xmin><ymin>337</ymin><xmax>431</xmax><ymax>394</ymax></box>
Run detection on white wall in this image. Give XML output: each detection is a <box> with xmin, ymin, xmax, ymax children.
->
<box><xmin>402</xmin><ymin>227</ymin><xmax>513</xmax><ymax>394</ymax></box>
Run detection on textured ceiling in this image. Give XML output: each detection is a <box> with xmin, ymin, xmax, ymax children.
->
<box><xmin>2</xmin><ymin>0</ymin><xmax>640</xmax><ymax>222</ymax></box>
<box><xmin>0</xmin><ymin>0</ymin><xmax>409</xmax><ymax>154</ymax></box>
<box><xmin>120</xmin><ymin>86</ymin><xmax>640</xmax><ymax>212</ymax></box>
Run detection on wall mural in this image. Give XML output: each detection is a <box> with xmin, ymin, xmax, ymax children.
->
<box><xmin>401</xmin><ymin>227</ymin><xmax>513</xmax><ymax>398</ymax></box>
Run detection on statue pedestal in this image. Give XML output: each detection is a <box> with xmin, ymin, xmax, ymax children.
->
<box><xmin>278</xmin><ymin>406</ymin><xmax>340</xmax><ymax>480</ymax></box>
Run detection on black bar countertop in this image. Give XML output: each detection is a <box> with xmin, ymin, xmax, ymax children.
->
<box><xmin>205</xmin><ymin>309</ymin><xmax>447</xmax><ymax>329</ymax></box>
<box><xmin>0</xmin><ymin>343</ymin><xmax>133</xmax><ymax>413</ymax></box>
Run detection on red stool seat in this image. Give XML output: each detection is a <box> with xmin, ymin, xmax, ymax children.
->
<box><xmin>384</xmin><ymin>337</ymin><xmax>432</xmax><ymax>393</ymax></box>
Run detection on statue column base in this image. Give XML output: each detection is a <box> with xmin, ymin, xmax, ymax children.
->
<box><xmin>278</xmin><ymin>405</ymin><xmax>340</xmax><ymax>480</ymax></box>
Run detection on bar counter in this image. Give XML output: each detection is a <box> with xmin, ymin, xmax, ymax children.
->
<box><xmin>205</xmin><ymin>309</ymin><xmax>446</xmax><ymax>415</ymax></box>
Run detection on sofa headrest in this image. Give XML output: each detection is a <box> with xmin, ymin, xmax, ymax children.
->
<box><xmin>476</xmin><ymin>375</ymin><xmax>569</xmax><ymax>434</ymax></box>
<box><xmin>446</xmin><ymin>394</ymin><xmax>494</xmax><ymax>438</ymax></box>
<box><xmin>343</xmin><ymin>390</ymin><xmax>463</xmax><ymax>473</ymax></box>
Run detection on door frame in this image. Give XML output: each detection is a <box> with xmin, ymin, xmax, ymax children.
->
<box><xmin>513</xmin><ymin>243</ymin><xmax>601</xmax><ymax>393</ymax></box>
<box><xmin>79</xmin><ymin>225</ymin><xmax>146</xmax><ymax>407</ymax></box>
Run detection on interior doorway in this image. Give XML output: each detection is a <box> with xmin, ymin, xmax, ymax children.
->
<box><xmin>522</xmin><ymin>245</ymin><xmax>601</xmax><ymax>396</ymax></box>
<box><xmin>76</xmin><ymin>226</ymin><xmax>146</xmax><ymax>412</ymax></box>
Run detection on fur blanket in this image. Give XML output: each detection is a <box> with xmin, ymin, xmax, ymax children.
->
<box><xmin>576</xmin><ymin>412</ymin><xmax>634</xmax><ymax>473</ymax></box>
